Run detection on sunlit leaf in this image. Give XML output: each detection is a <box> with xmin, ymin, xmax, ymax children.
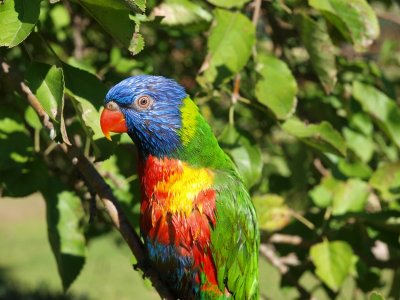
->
<box><xmin>25</xmin><ymin>62</ymin><xmax>64</xmax><ymax>122</ymax></box>
<box><xmin>310</xmin><ymin>240</ymin><xmax>358</xmax><ymax>291</ymax></box>
<box><xmin>353</xmin><ymin>81</ymin><xmax>400</xmax><ymax>148</ymax></box>
<box><xmin>152</xmin><ymin>0</ymin><xmax>212</xmax><ymax>26</ymax></box>
<box><xmin>369</xmin><ymin>292</ymin><xmax>386</xmax><ymax>300</ymax></box>
<box><xmin>199</xmin><ymin>9</ymin><xmax>255</xmax><ymax>84</ymax></box>
<box><xmin>252</xmin><ymin>194</ymin><xmax>291</xmax><ymax>231</ymax></box>
<box><xmin>0</xmin><ymin>0</ymin><xmax>41</xmax><ymax>47</ymax></box>
<box><xmin>309</xmin><ymin>0</ymin><xmax>380</xmax><ymax>51</ymax></box>
<box><xmin>282</xmin><ymin>118</ymin><xmax>346</xmax><ymax>156</ymax></box>
<box><xmin>332</xmin><ymin>178</ymin><xmax>369</xmax><ymax>215</ymax></box>
<box><xmin>299</xmin><ymin>14</ymin><xmax>337</xmax><ymax>93</ymax></box>
<box><xmin>42</xmin><ymin>179</ymin><xmax>87</xmax><ymax>291</ymax></box>
<box><xmin>25</xmin><ymin>62</ymin><xmax>70</xmax><ymax>144</ymax></box>
<box><xmin>338</xmin><ymin>159</ymin><xmax>372</xmax><ymax>179</ymax></box>
<box><xmin>255</xmin><ymin>54</ymin><xmax>298</xmax><ymax>119</ymax></box>
<box><xmin>309</xmin><ymin>175</ymin><xmax>339</xmax><ymax>208</ymax></box>
<box><xmin>343</xmin><ymin>128</ymin><xmax>374</xmax><ymax>163</ymax></box>
<box><xmin>370</xmin><ymin>162</ymin><xmax>400</xmax><ymax>202</ymax></box>
<box><xmin>206</xmin><ymin>0</ymin><xmax>250</xmax><ymax>8</ymax></box>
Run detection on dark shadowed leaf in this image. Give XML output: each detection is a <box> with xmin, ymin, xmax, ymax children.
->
<box><xmin>255</xmin><ymin>54</ymin><xmax>298</xmax><ymax>119</ymax></box>
<box><xmin>309</xmin><ymin>0</ymin><xmax>380</xmax><ymax>51</ymax></box>
<box><xmin>1</xmin><ymin>158</ymin><xmax>48</xmax><ymax>197</ymax></box>
<box><xmin>282</xmin><ymin>118</ymin><xmax>346</xmax><ymax>156</ymax></box>
<box><xmin>199</xmin><ymin>9</ymin><xmax>255</xmax><ymax>84</ymax></box>
<box><xmin>0</xmin><ymin>0</ymin><xmax>41</xmax><ymax>47</ymax></box>
<box><xmin>78</xmin><ymin>0</ymin><xmax>143</xmax><ymax>53</ymax></box>
<box><xmin>41</xmin><ymin>178</ymin><xmax>87</xmax><ymax>291</ymax></box>
<box><xmin>299</xmin><ymin>14</ymin><xmax>337</xmax><ymax>93</ymax></box>
<box><xmin>310</xmin><ymin>240</ymin><xmax>357</xmax><ymax>291</ymax></box>
<box><xmin>219</xmin><ymin>125</ymin><xmax>262</xmax><ymax>188</ymax></box>
<box><xmin>62</xmin><ymin>63</ymin><xmax>117</xmax><ymax>160</ymax></box>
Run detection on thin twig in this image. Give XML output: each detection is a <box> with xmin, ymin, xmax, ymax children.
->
<box><xmin>1</xmin><ymin>58</ymin><xmax>175</xmax><ymax>300</ymax></box>
<box><xmin>251</xmin><ymin>0</ymin><xmax>262</xmax><ymax>58</ymax></box>
<box><xmin>269</xmin><ymin>233</ymin><xmax>302</xmax><ymax>245</ymax></box>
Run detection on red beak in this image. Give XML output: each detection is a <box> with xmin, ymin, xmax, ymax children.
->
<box><xmin>100</xmin><ymin>108</ymin><xmax>128</xmax><ymax>140</ymax></box>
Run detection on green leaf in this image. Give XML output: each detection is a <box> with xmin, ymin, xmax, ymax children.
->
<box><xmin>337</xmin><ymin>159</ymin><xmax>372</xmax><ymax>179</ymax></box>
<box><xmin>98</xmin><ymin>156</ymin><xmax>132</xmax><ymax>204</ymax></box>
<box><xmin>332</xmin><ymin>178</ymin><xmax>369</xmax><ymax>215</ymax></box>
<box><xmin>219</xmin><ymin>125</ymin><xmax>262</xmax><ymax>188</ymax></box>
<box><xmin>252</xmin><ymin>194</ymin><xmax>291</xmax><ymax>231</ymax></box>
<box><xmin>25</xmin><ymin>62</ymin><xmax>70</xmax><ymax>144</ymax></box>
<box><xmin>125</xmin><ymin>0</ymin><xmax>146</xmax><ymax>12</ymax></box>
<box><xmin>0</xmin><ymin>0</ymin><xmax>41</xmax><ymax>47</ymax></box>
<box><xmin>309</xmin><ymin>175</ymin><xmax>339</xmax><ymax>208</ymax></box>
<box><xmin>0</xmin><ymin>107</ymin><xmax>32</xmax><ymax>172</ymax></box>
<box><xmin>25</xmin><ymin>62</ymin><xmax>64</xmax><ymax>122</ymax></box>
<box><xmin>369</xmin><ymin>292</ymin><xmax>386</xmax><ymax>300</ymax></box>
<box><xmin>309</xmin><ymin>0</ymin><xmax>380</xmax><ymax>51</ymax></box>
<box><xmin>206</xmin><ymin>0</ymin><xmax>250</xmax><ymax>8</ymax></box>
<box><xmin>310</xmin><ymin>240</ymin><xmax>357</xmax><ymax>291</ymax></box>
<box><xmin>255</xmin><ymin>54</ymin><xmax>298</xmax><ymax>120</ymax></box>
<box><xmin>62</xmin><ymin>63</ymin><xmax>106</xmax><ymax>109</ymax></box>
<box><xmin>282</xmin><ymin>118</ymin><xmax>346</xmax><ymax>156</ymax></box>
<box><xmin>199</xmin><ymin>9</ymin><xmax>255</xmax><ymax>84</ymax></box>
<box><xmin>25</xmin><ymin>106</ymin><xmax>42</xmax><ymax>130</ymax></box>
<box><xmin>370</xmin><ymin>162</ymin><xmax>400</xmax><ymax>202</ymax></box>
<box><xmin>1</xmin><ymin>158</ymin><xmax>48</xmax><ymax>197</ymax></box>
<box><xmin>41</xmin><ymin>179</ymin><xmax>87</xmax><ymax>291</ymax></box>
<box><xmin>152</xmin><ymin>0</ymin><xmax>212</xmax><ymax>26</ymax></box>
<box><xmin>78</xmin><ymin>0</ymin><xmax>143</xmax><ymax>53</ymax></box>
<box><xmin>352</xmin><ymin>81</ymin><xmax>400</xmax><ymax>148</ymax></box>
<box><xmin>62</xmin><ymin>63</ymin><xmax>117</xmax><ymax>160</ymax></box>
<box><xmin>336</xmin><ymin>211</ymin><xmax>400</xmax><ymax>234</ymax></box>
<box><xmin>299</xmin><ymin>14</ymin><xmax>337</xmax><ymax>94</ymax></box>
<box><xmin>343</xmin><ymin>128</ymin><xmax>374</xmax><ymax>162</ymax></box>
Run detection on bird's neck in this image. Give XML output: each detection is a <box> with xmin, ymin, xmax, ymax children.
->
<box><xmin>133</xmin><ymin>97</ymin><xmax>235</xmax><ymax>172</ymax></box>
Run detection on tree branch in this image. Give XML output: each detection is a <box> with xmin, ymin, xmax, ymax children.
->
<box><xmin>0</xmin><ymin>58</ymin><xmax>175</xmax><ymax>300</ymax></box>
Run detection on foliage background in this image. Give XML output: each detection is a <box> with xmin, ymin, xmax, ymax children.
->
<box><xmin>1</xmin><ymin>0</ymin><xmax>400</xmax><ymax>299</ymax></box>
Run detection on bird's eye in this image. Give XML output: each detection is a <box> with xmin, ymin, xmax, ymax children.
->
<box><xmin>135</xmin><ymin>96</ymin><xmax>153</xmax><ymax>109</ymax></box>
<box><xmin>106</xmin><ymin>101</ymin><xmax>119</xmax><ymax>111</ymax></box>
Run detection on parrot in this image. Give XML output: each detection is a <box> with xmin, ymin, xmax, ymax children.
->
<box><xmin>99</xmin><ymin>75</ymin><xmax>259</xmax><ymax>299</ymax></box>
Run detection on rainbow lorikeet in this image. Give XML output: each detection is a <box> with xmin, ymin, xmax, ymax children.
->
<box><xmin>100</xmin><ymin>75</ymin><xmax>259</xmax><ymax>299</ymax></box>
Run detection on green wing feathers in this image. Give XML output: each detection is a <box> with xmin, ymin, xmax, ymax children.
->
<box><xmin>211</xmin><ymin>171</ymin><xmax>259</xmax><ymax>299</ymax></box>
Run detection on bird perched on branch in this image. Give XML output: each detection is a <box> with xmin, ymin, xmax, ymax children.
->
<box><xmin>100</xmin><ymin>75</ymin><xmax>259</xmax><ymax>299</ymax></box>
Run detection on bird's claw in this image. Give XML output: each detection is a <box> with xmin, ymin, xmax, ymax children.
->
<box><xmin>133</xmin><ymin>259</ymin><xmax>152</xmax><ymax>279</ymax></box>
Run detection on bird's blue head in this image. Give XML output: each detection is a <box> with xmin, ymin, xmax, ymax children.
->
<box><xmin>100</xmin><ymin>75</ymin><xmax>187</xmax><ymax>157</ymax></box>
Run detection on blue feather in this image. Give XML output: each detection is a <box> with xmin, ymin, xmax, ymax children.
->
<box><xmin>105</xmin><ymin>75</ymin><xmax>187</xmax><ymax>157</ymax></box>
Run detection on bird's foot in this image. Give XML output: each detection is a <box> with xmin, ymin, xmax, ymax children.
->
<box><xmin>133</xmin><ymin>258</ymin><xmax>152</xmax><ymax>279</ymax></box>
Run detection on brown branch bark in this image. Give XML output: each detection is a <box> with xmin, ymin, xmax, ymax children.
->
<box><xmin>0</xmin><ymin>58</ymin><xmax>175</xmax><ymax>300</ymax></box>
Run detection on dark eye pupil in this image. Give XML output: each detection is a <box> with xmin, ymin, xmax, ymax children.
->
<box><xmin>140</xmin><ymin>98</ymin><xmax>147</xmax><ymax>105</ymax></box>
